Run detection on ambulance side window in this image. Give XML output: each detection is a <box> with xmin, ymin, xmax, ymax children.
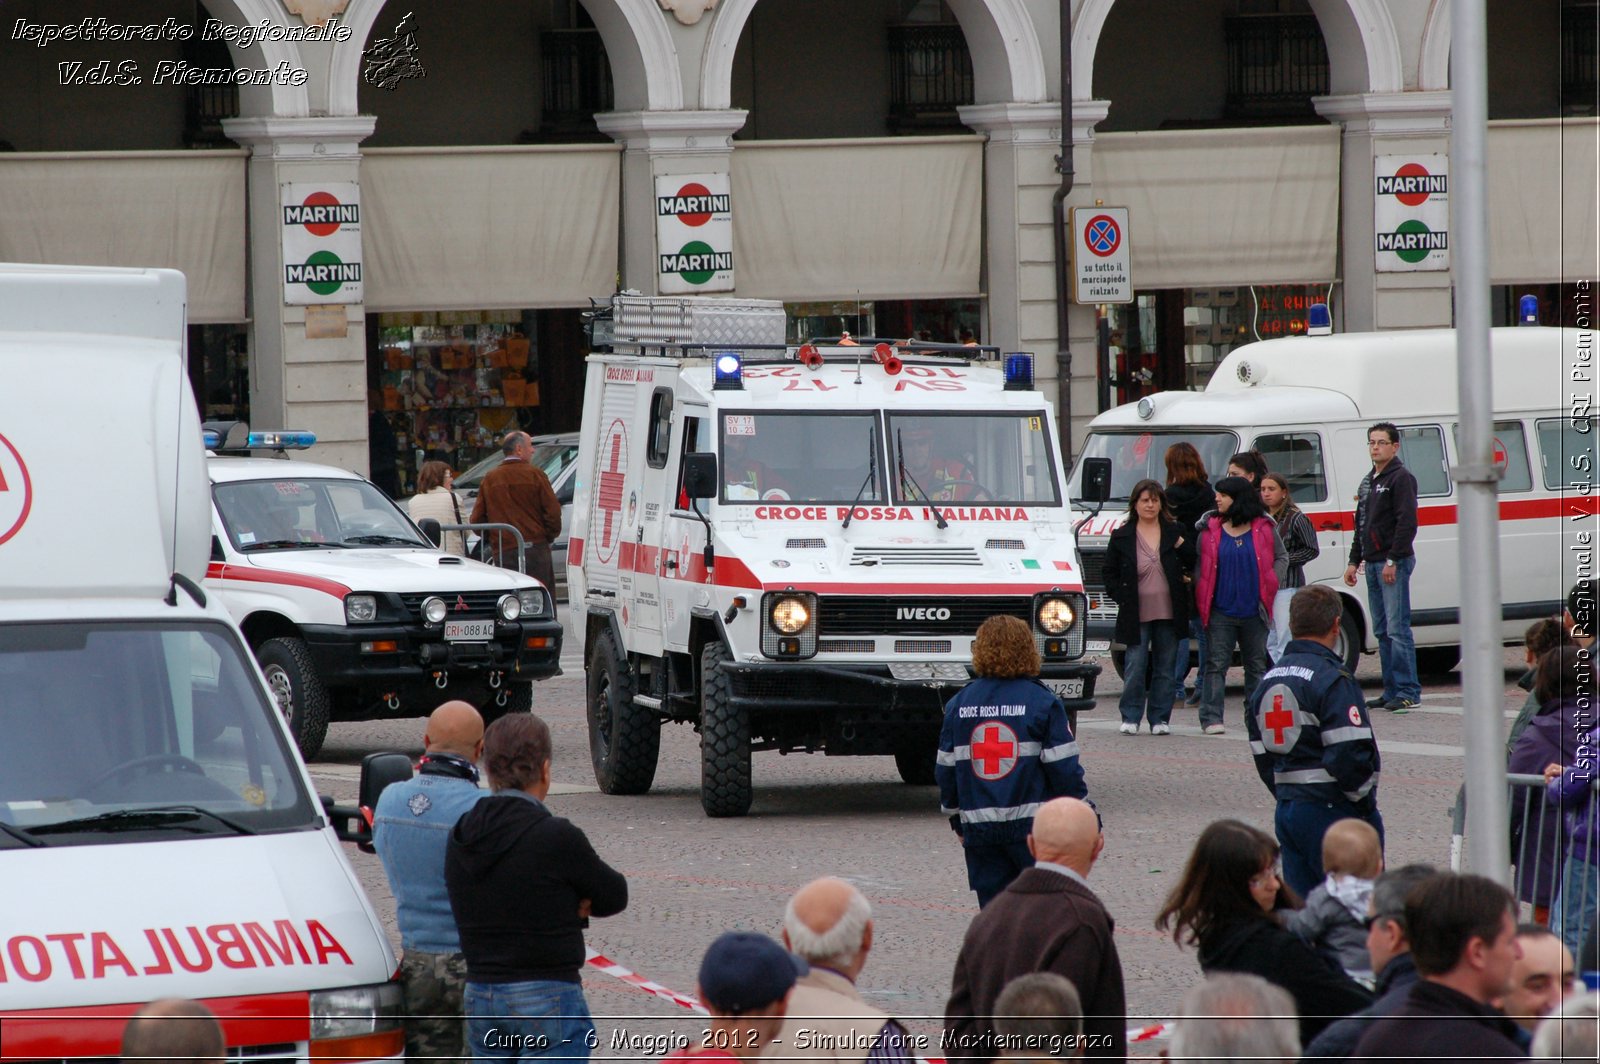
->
<box><xmin>1251</xmin><ymin>432</ymin><xmax>1327</xmax><ymax>503</ymax></box>
<box><xmin>647</xmin><ymin>388</ymin><xmax>673</xmax><ymax>469</ymax></box>
<box><xmin>675</xmin><ymin>415</ymin><xmax>704</xmax><ymax>511</ymax></box>
<box><xmin>1536</xmin><ymin>417</ymin><xmax>1595</xmax><ymax>490</ymax></box>
<box><xmin>1449</xmin><ymin>422</ymin><xmax>1532</xmax><ymax>493</ymax></box>
<box><xmin>1398</xmin><ymin>425</ymin><xmax>1452</xmax><ymax>496</ymax></box>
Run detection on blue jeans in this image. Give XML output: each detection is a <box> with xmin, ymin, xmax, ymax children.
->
<box><xmin>1120</xmin><ymin>620</ymin><xmax>1179</xmax><ymax>727</ymax></box>
<box><xmin>466</xmin><ymin>980</ymin><xmax>595</xmax><ymax>1062</ymax></box>
<box><xmin>1276</xmin><ymin>800</ymin><xmax>1386</xmax><ymax>901</ymax></box>
<box><xmin>1202</xmin><ymin>611</ymin><xmax>1270</xmax><ymax>729</ymax></box>
<box><xmin>1267</xmin><ymin>588</ymin><xmax>1296</xmax><ymax>663</ymax></box>
<box><xmin>965</xmin><ymin>838</ymin><xmax>1034</xmax><ymax>908</ymax></box>
<box><xmin>1366</xmin><ymin>555</ymin><xmax>1421</xmax><ymax>702</ymax></box>
<box><xmin>1552</xmin><ymin>852</ymin><xmax>1599</xmax><ymax>958</ymax></box>
<box><xmin>1174</xmin><ymin>617</ymin><xmax>1205</xmax><ymax>693</ymax></box>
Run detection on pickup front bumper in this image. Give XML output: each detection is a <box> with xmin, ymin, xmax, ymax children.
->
<box><xmin>301</xmin><ymin>617</ymin><xmax>563</xmax><ymax>692</ymax></box>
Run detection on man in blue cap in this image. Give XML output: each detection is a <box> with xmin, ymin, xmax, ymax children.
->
<box><xmin>665</xmin><ymin>932</ymin><xmax>808</xmax><ymax>1063</ymax></box>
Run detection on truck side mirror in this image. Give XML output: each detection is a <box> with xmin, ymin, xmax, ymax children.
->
<box><xmin>417</xmin><ymin>517</ymin><xmax>443</xmax><ymax>547</ymax></box>
<box><xmin>325</xmin><ymin>752</ymin><xmax>415</xmax><ymax>851</ymax></box>
<box><xmin>682</xmin><ymin>453</ymin><xmax>718</xmax><ymax>500</ymax></box>
<box><xmin>1080</xmin><ymin>457</ymin><xmax>1113</xmax><ymax>504</ymax></box>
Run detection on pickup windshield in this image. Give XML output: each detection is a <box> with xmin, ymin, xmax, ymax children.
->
<box><xmin>887</xmin><ymin>412</ymin><xmax>1061</xmax><ymax>506</ymax></box>
<box><xmin>718</xmin><ymin>412</ymin><xmax>882</xmax><ymax>504</ymax></box>
<box><xmin>1067</xmin><ymin>430</ymin><xmax>1240</xmax><ymax>503</ymax></box>
<box><xmin>0</xmin><ymin>622</ymin><xmax>319</xmax><ymax>844</ymax></box>
<box><xmin>216</xmin><ymin>477</ymin><xmax>430</xmax><ymax>551</ymax></box>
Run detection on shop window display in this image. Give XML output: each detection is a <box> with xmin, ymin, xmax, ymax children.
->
<box><xmin>372</xmin><ymin>310</ymin><xmax>540</xmax><ymax>496</ymax></box>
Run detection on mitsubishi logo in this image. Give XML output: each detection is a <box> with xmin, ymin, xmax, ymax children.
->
<box><xmin>455</xmin><ymin>595</ymin><xmax>469</xmax><ymax>612</ymax></box>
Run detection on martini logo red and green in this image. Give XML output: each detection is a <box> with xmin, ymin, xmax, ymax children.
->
<box><xmin>1377</xmin><ymin>219</ymin><xmax>1447</xmax><ymax>263</ymax></box>
<box><xmin>660</xmin><ymin>241</ymin><xmax>732</xmax><ymax>286</ymax></box>
<box><xmin>1376</xmin><ymin>162</ymin><xmax>1446</xmax><ymax>205</ymax></box>
<box><xmin>283</xmin><ymin>191</ymin><xmax>359</xmax><ymax>234</ymax></box>
<box><xmin>286</xmin><ymin>250</ymin><xmax>362</xmax><ymax>295</ymax></box>
<box><xmin>657</xmin><ymin>182</ymin><xmax>729</xmax><ymax>226</ymax></box>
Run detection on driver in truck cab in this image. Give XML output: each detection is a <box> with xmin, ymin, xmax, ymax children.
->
<box><xmin>898</xmin><ymin>426</ymin><xmax>981</xmax><ymax>502</ymax></box>
<box><xmin>722</xmin><ymin>431</ymin><xmax>791</xmax><ymax>501</ymax></box>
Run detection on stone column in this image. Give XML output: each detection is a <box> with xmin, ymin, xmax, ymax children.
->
<box><xmin>594</xmin><ymin>109</ymin><xmax>748</xmax><ymax>296</ymax></box>
<box><xmin>960</xmin><ymin>99</ymin><xmax>1110</xmax><ymax>459</ymax></box>
<box><xmin>222</xmin><ymin>115</ymin><xmax>376</xmax><ymax>474</ymax></box>
<box><xmin>1314</xmin><ymin>92</ymin><xmax>1454</xmax><ymax>332</ymax></box>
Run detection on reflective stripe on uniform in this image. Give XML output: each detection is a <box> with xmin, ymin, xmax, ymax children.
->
<box><xmin>940</xmin><ymin>804</ymin><xmax>960</xmax><ymax>816</ymax></box>
<box><xmin>960</xmin><ymin>802</ymin><xmax>1044</xmax><ymax>824</ymax></box>
<box><xmin>937</xmin><ymin>749</ymin><xmax>960</xmax><ymax>766</ymax></box>
<box><xmin>1039</xmin><ymin>741</ymin><xmax>1081</xmax><ymax>763</ymax></box>
<box><xmin>1275</xmin><ymin>767</ymin><xmax>1337</xmax><ymax>785</ymax></box>
<box><xmin>1344</xmin><ymin>774</ymin><xmax>1379</xmax><ymax>801</ymax></box>
<box><xmin>1250</xmin><ymin>741</ymin><xmax>1267</xmax><ymax>755</ymax></box>
<box><xmin>1322</xmin><ymin>725</ymin><xmax>1374</xmax><ymax>744</ymax></box>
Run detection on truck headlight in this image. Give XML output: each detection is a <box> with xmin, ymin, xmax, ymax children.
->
<box><xmin>770</xmin><ymin>596</ymin><xmax>811</xmax><ymax>634</ymax></box>
<box><xmin>344</xmin><ymin>594</ymin><xmax>378</xmax><ymax>623</ymax></box>
<box><xmin>1036</xmin><ymin>596</ymin><xmax>1075</xmax><ymax>634</ymax></box>
<box><xmin>309</xmin><ymin>981</ymin><xmax>404</xmax><ymax>1040</ymax></box>
<box><xmin>421</xmin><ymin>596</ymin><xmax>448</xmax><ymax>624</ymax></box>
<box><xmin>518</xmin><ymin>588</ymin><xmax>548</xmax><ymax>618</ymax></box>
<box><xmin>498</xmin><ymin>593</ymin><xmax>522</xmax><ymax>621</ymax></box>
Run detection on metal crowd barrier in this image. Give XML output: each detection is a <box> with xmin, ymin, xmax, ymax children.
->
<box><xmin>1450</xmin><ymin>772</ymin><xmax>1598</xmax><ymax>950</ymax></box>
<box><xmin>429</xmin><ymin>520</ymin><xmax>529</xmax><ymax>574</ymax></box>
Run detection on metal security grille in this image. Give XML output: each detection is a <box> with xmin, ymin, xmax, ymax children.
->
<box><xmin>399</xmin><ymin>591</ymin><xmax>503</xmax><ymax>619</ymax></box>
<box><xmin>819</xmin><ymin>639</ymin><xmax>876</xmax><ymax>653</ymax></box>
<box><xmin>1224</xmin><ymin>14</ymin><xmax>1329</xmax><ymax>119</ymax></box>
<box><xmin>887</xmin><ymin>23</ymin><xmax>974</xmax><ymax>132</ymax></box>
<box><xmin>894</xmin><ymin>639</ymin><xmax>953</xmax><ymax>654</ymax></box>
<box><xmin>541</xmin><ymin>29</ymin><xmax>614</xmax><ymax>136</ymax></box>
<box><xmin>818</xmin><ymin>596</ymin><xmax>1030</xmax><ymax>635</ymax></box>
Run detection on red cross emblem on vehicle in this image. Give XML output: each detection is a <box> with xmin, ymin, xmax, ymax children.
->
<box><xmin>970</xmin><ymin>722</ymin><xmax>1019</xmax><ymax>780</ymax></box>
<box><xmin>594</xmin><ymin>419</ymin><xmax>629</xmax><ymax>565</ymax></box>
<box><xmin>1259</xmin><ymin>685</ymin><xmax>1300</xmax><ymax>752</ymax></box>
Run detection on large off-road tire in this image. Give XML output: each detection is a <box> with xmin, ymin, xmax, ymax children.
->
<box><xmin>586</xmin><ymin>632</ymin><xmax>660</xmax><ymax>794</ymax></box>
<box><xmin>1415</xmin><ymin>644</ymin><xmax>1460</xmax><ymax>676</ymax></box>
<box><xmin>893</xmin><ymin>740</ymin><xmax>939</xmax><ymax>786</ymax></box>
<box><xmin>699</xmin><ymin>641</ymin><xmax>752</xmax><ymax>817</ymax></box>
<box><xmin>257</xmin><ymin>636</ymin><xmax>331</xmax><ymax>761</ymax></box>
<box><xmin>1336</xmin><ymin>607</ymin><xmax>1362</xmax><ymax>674</ymax></box>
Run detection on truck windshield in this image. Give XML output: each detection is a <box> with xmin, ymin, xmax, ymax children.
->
<box><xmin>887</xmin><ymin>412</ymin><xmax>1061</xmax><ymax>506</ymax></box>
<box><xmin>1067</xmin><ymin>431</ymin><xmax>1239</xmax><ymax>502</ymax></box>
<box><xmin>216</xmin><ymin>478</ymin><xmax>431</xmax><ymax>550</ymax></box>
<box><xmin>718</xmin><ymin>412</ymin><xmax>882</xmax><ymax>504</ymax></box>
<box><xmin>0</xmin><ymin>622</ymin><xmax>320</xmax><ymax>844</ymax></box>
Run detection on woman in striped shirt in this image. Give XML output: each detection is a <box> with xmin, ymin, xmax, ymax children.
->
<box><xmin>1259</xmin><ymin>472</ymin><xmax>1320</xmax><ymax>664</ymax></box>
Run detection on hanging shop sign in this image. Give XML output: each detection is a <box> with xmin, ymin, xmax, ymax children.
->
<box><xmin>282</xmin><ymin>182</ymin><xmax>363</xmax><ymax>304</ymax></box>
<box><xmin>1070</xmin><ymin>207</ymin><xmax>1133</xmax><ymax>304</ymax></box>
<box><xmin>656</xmin><ymin>173</ymin><xmax>733</xmax><ymax>295</ymax></box>
<box><xmin>1374</xmin><ymin>155</ymin><xmax>1449</xmax><ymax>273</ymax></box>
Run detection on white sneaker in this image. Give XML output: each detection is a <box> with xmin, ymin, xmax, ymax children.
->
<box><xmin>1118</xmin><ymin>722</ymin><xmax>1138</xmax><ymax>735</ymax></box>
<box><xmin>1203</xmin><ymin>723</ymin><xmax>1227</xmax><ymax>735</ymax></box>
<box><xmin>1151</xmin><ymin>724</ymin><xmax>1171</xmax><ymax>735</ymax></box>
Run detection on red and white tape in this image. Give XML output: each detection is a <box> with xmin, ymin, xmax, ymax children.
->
<box><xmin>585</xmin><ymin>947</ymin><xmax>1169</xmax><ymax>1044</ymax></box>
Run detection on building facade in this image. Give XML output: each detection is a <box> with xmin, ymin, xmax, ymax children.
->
<box><xmin>0</xmin><ymin>0</ymin><xmax>1594</xmax><ymax>485</ymax></box>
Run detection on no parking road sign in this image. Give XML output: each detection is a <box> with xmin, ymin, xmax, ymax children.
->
<box><xmin>1070</xmin><ymin>207</ymin><xmax>1132</xmax><ymax>303</ymax></box>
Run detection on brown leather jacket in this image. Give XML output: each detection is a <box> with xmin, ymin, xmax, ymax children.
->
<box><xmin>468</xmin><ymin>458</ymin><xmax>561</xmax><ymax>553</ymax></box>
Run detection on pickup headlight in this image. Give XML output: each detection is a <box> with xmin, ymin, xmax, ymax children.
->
<box><xmin>309</xmin><ymin>981</ymin><xmax>404</xmax><ymax>1040</ymax></box>
<box><xmin>344</xmin><ymin>594</ymin><xmax>378</xmax><ymax>624</ymax></box>
<box><xmin>498</xmin><ymin>593</ymin><xmax>522</xmax><ymax>621</ymax></box>
<box><xmin>518</xmin><ymin>588</ymin><xmax>549</xmax><ymax>618</ymax></box>
<box><xmin>1036</xmin><ymin>596</ymin><xmax>1076</xmax><ymax>634</ymax></box>
<box><xmin>421</xmin><ymin>595</ymin><xmax>448</xmax><ymax>625</ymax></box>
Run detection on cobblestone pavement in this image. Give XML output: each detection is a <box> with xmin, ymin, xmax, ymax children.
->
<box><xmin>310</xmin><ymin>608</ymin><xmax>1527</xmax><ymax>1057</ymax></box>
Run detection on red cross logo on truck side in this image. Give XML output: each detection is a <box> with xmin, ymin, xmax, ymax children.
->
<box><xmin>594</xmin><ymin>419</ymin><xmax>628</xmax><ymax>565</ymax></box>
<box><xmin>1259</xmin><ymin>685</ymin><xmax>1301</xmax><ymax>752</ymax></box>
<box><xmin>970</xmin><ymin>722</ymin><xmax>1019</xmax><ymax>780</ymax></box>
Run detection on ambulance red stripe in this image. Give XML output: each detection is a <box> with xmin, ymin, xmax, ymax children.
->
<box><xmin>0</xmin><ymin>990</ymin><xmax>310</xmax><ymax>1059</ymax></box>
<box><xmin>207</xmin><ymin>562</ymin><xmax>351</xmax><ymax>599</ymax></box>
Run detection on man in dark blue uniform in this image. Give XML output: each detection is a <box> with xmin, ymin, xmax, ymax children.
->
<box><xmin>1246</xmin><ymin>584</ymin><xmax>1384</xmax><ymax>898</ymax></box>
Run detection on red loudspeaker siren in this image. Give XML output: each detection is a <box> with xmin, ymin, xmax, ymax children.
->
<box><xmin>873</xmin><ymin>343</ymin><xmax>902</xmax><ymax>375</ymax></box>
<box><xmin>797</xmin><ymin>343</ymin><xmax>823</xmax><ymax>369</ymax></box>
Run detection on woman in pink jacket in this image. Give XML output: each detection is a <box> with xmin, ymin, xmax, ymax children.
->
<box><xmin>1194</xmin><ymin>476</ymin><xmax>1286</xmax><ymax>735</ymax></box>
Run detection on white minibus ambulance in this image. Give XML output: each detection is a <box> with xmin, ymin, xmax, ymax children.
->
<box><xmin>0</xmin><ymin>265</ymin><xmax>400</xmax><ymax>1059</ymax></box>
<box><xmin>1069</xmin><ymin>323</ymin><xmax>1592</xmax><ymax>673</ymax></box>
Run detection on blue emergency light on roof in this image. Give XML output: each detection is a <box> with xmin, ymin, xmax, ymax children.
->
<box><xmin>1306</xmin><ymin>302</ymin><xmax>1333</xmax><ymax>336</ymax></box>
<box><xmin>1519</xmin><ymin>294</ymin><xmax>1540</xmax><ymax>325</ymax></box>
<box><xmin>202</xmin><ymin>430</ymin><xmax>221</xmax><ymax>449</ymax></box>
<box><xmin>1003</xmin><ymin>353</ymin><xmax>1034</xmax><ymax>391</ymax></box>
<box><xmin>247</xmin><ymin>431</ymin><xmax>317</xmax><ymax>449</ymax></box>
<box><xmin>713</xmin><ymin>351</ymin><xmax>744</xmax><ymax>390</ymax></box>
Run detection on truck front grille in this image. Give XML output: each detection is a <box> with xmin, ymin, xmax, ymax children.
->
<box><xmin>817</xmin><ymin>596</ymin><xmax>1030</xmax><ymax>635</ymax></box>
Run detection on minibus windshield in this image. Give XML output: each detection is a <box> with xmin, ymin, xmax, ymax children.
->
<box><xmin>1068</xmin><ymin>431</ymin><xmax>1240</xmax><ymax>502</ymax></box>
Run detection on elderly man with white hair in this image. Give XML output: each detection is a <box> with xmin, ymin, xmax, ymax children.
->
<box><xmin>775</xmin><ymin>877</ymin><xmax>914</xmax><ymax>1064</ymax></box>
<box><xmin>1169</xmin><ymin>972</ymin><xmax>1301</xmax><ymax>1063</ymax></box>
<box><xmin>1531</xmin><ymin>992</ymin><xmax>1599</xmax><ymax>1061</ymax></box>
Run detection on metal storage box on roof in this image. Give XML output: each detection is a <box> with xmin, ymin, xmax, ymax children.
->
<box><xmin>612</xmin><ymin>294</ymin><xmax>787</xmax><ymax>347</ymax></box>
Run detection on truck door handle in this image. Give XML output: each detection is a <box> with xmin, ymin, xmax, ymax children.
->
<box><xmin>1318</xmin><ymin>520</ymin><xmax>1343</xmax><ymax>531</ymax></box>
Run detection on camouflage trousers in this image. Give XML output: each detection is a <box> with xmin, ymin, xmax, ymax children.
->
<box><xmin>401</xmin><ymin>949</ymin><xmax>469</xmax><ymax>1063</ymax></box>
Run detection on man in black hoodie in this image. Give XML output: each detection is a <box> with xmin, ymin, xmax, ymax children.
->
<box><xmin>1341</xmin><ymin>422</ymin><xmax>1420</xmax><ymax>712</ymax></box>
<box><xmin>446</xmin><ymin>713</ymin><xmax>627</xmax><ymax>1061</ymax></box>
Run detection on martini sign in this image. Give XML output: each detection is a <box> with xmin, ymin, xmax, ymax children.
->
<box><xmin>1374</xmin><ymin>156</ymin><xmax>1448</xmax><ymax>273</ymax></box>
<box><xmin>282</xmin><ymin>183</ymin><xmax>363</xmax><ymax>304</ymax></box>
<box><xmin>656</xmin><ymin>173</ymin><xmax>733</xmax><ymax>294</ymax></box>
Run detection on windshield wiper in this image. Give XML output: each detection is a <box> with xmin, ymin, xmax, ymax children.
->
<box><xmin>895</xmin><ymin>429</ymin><xmax>949</xmax><ymax>530</ymax></box>
<box><xmin>241</xmin><ymin>539</ymin><xmax>342</xmax><ymax>551</ymax></box>
<box><xmin>342</xmin><ymin>534</ymin><xmax>425</xmax><ymax>546</ymax></box>
<box><xmin>0</xmin><ymin>821</ymin><xmax>44</xmax><ymax>848</ymax></box>
<box><xmin>31</xmin><ymin>805</ymin><xmax>257</xmax><ymax>837</ymax></box>
<box><xmin>841</xmin><ymin>424</ymin><xmax>879</xmax><ymax>530</ymax></box>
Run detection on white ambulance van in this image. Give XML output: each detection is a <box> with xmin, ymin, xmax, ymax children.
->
<box><xmin>569</xmin><ymin>295</ymin><xmax>1100</xmax><ymax>817</ymax></box>
<box><xmin>1069</xmin><ymin>322</ymin><xmax>1590</xmax><ymax>674</ymax></box>
<box><xmin>0</xmin><ymin>265</ymin><xmax>400</xmax><ymax>1059</ymax></box>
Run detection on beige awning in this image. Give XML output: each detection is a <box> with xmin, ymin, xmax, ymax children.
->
<box><xmin>362</xmin><ymin>145</ymin><xmax>620</xmax><ymax>311</ymax></box>
<box><xmin>730</xmin><ymin>136</ymin><xmax>983</xmax><ymax>301</ymax></box>
<box><xmin>0</xmin><ymin>151</ymin><xmax>247</xmax><ymax>323</ymax></box>
<box><xmin>1488</xmin><ymin>119</ymin><xmax>1599</xmax><ymax>284</ymax></box>
<box><xmin>1093</xmin><ymin>125</ymin><xmax>1343</xmax><ymax>288</ymax></box>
